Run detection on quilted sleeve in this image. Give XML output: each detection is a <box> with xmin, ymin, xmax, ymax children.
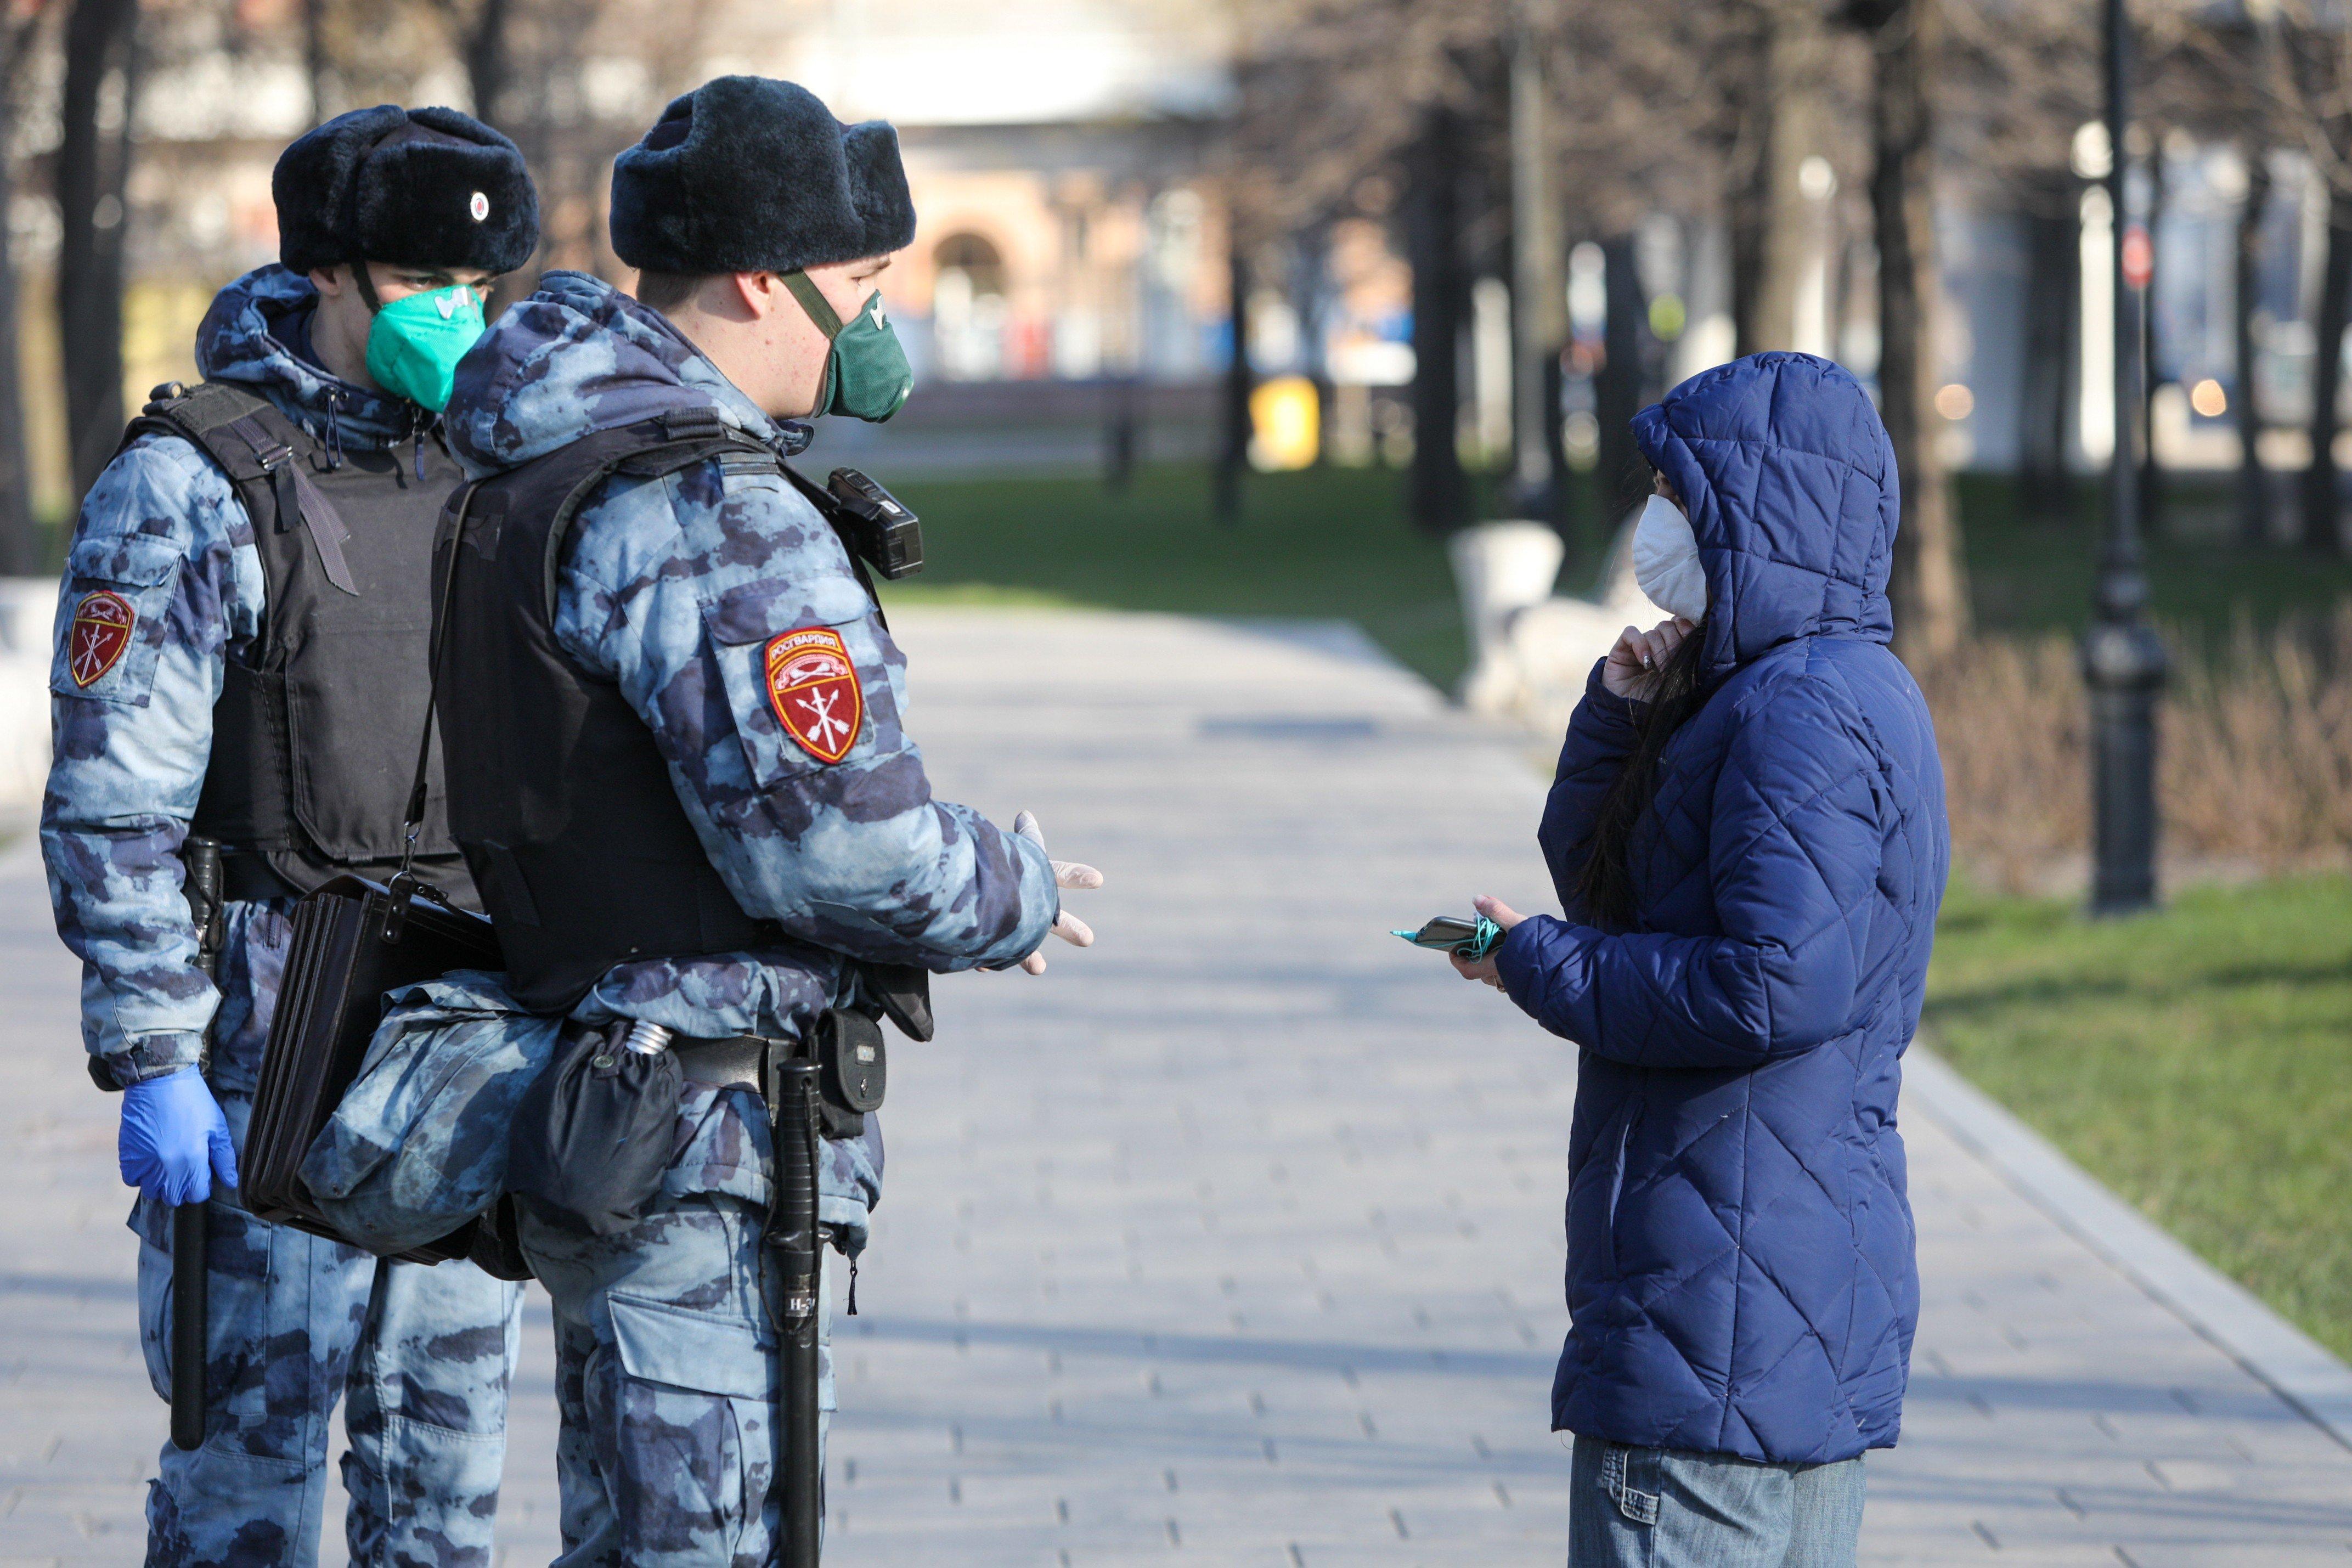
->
<box><xmin>1494</xmin><ymin>676</ymin><xmax>1886</xmax><ymax>1069</ymax></box>
<box><xmin>1535</xmin><ymin>659</ymin><xmax>1645</xmax><ymax>919</ymax></box>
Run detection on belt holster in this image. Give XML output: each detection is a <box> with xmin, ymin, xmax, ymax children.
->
<box><xmin>813</xmin><ymin>1009</ymin><xmax>887</xmax><ymax>1139</ymax></box>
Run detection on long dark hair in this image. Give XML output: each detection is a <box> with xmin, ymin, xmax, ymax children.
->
<box><xmin>1573</xmin><ymin>621</ymin><xmax>1711</xmax><ymax>931</ymax></box>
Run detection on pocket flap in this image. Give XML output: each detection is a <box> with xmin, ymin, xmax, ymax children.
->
<box><xmin>69</xmin><ymin>532</ymin><xmax>184</xmax><ymax>586</ymax></box>
<box><xmin>608</xmin><ymin>1293</ymin><xmax>772</xmax><ymax>1397</ymax></box>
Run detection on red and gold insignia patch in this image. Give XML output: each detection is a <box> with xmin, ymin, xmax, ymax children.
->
<box><xmin>764</xmin><ymin>627</ymin><xmax>864</xmax><ymax>765</ymax></box>
<box><xmin>68</xmin><ymin>590</ymin><xmax>135</xmax><ymax>688</ymax></box>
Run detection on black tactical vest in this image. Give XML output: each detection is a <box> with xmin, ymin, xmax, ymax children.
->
<box><xmin>126</xmin><ymin>381</ymin><xmax>476</xmax><ymax>905</ymax></box>
<box><xmin>435</xmin><ymin>409</ymin><xmax>804</xmax><ymax>1012</ymax></box>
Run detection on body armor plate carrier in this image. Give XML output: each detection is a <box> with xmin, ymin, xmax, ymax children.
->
<box><xmin>126</xmin><ymin>380</ymin><xmax>475</xmax><ymax>905</ymax></box>
<box><xmin>434</xmin><ymin>409</ymin><xmax>885</xmax><ymax>1013</ymax></box>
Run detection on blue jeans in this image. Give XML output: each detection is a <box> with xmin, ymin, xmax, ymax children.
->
<box><xmin>1569</xmin><ymin>1436</ymin><xmax>1866</xmax><ymax>1568</ymax></box>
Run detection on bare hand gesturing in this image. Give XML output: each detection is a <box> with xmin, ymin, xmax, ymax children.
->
<box><xmin>1009</xmin><ymin>809</ymin><xmax>1102</xmax><ymax>975</ymax></box>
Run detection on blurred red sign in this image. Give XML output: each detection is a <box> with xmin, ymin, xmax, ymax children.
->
<box><xmin>2121</xmin><ymin>225</ymin><xmax>2153</xmax><ymax>291</ymax></box>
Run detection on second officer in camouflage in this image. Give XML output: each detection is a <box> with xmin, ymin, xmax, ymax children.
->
<box><xmin>42</xmin><ymin>105</ymin><xmax>540</xmax><ymax>1567</ymax></box>
<box><xmin>437</xmin><ymin>75</ymin><xmax>1101</xmax><ymax>1564</ymax></box>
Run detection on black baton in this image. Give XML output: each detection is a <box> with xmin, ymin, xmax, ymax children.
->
<box><xmin>766</xmin><ymin>1051</ymin><xmax>824</xmax><ymax>1567</ymax></box>
<box><xmin>170</xmin><ymin>1202</ymin><xmax>208</xmax><ymax>1450</ymax></box>
<box><xmin>171</xmin><ymin>836</ymin><xmax>226</xmax><ymax>1452</ymax></box>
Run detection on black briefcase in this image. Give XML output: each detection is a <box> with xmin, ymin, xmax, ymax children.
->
<box><xmin>242</xmin><ymin>873</ymin><xmax>504</xmax><ymax>1264</ymax></box>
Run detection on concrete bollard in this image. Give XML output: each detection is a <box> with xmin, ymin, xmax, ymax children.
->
<box><xmin>1448</xmin><ymin>522</ymin><xmax>1565</xmax><ymax>714</ymax></box>
<box><xmin>0</xmin><ymin>578</ymin><xmax>56</xmax><ymax>822</ymax></box>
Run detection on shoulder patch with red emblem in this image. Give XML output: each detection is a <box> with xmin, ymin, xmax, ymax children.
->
<box><xmin>764</xmin><ymin>627</ymin><xmax>865</xmax><ymax>765</ymax></box>
<box><xmin>68</xmin><ymin>590</ymin><xmax>136</xmax><ymax>688</ymax></box>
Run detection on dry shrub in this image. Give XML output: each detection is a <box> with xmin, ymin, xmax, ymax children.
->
<box><xmin>1917</xmin><ymin>635</ymin><xmax>2085</xmax><ymax>892</ymax></box>
<box><xmin>1921</xmin><ymin>604</ymin><xmax>2352</xmax><ymax>892</ymax></box>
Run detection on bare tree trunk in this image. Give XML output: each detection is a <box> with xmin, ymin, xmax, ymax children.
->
<box><xmin>2139</xmin><ymin>147</ymin><xmax>2166</xmax><ymax>532</ymax></box>
<box><xmin>461</xmin><ymin>0</ymin><xmax>513</xmax><ymax>129</ymax></box>
<box><xmin>1865</xmin><ymin>0</ymin><xmax>1969</xmax><ymax>665</ymax></box>
<box><xmin>1746</xmin><ymin>1</ymin><xmax>1826</xmax><ymax>354</ymax></box>
<box><xmin>2300</xmin><ymin>187</ymin><xmax>2351</xmax><ymax>555</ymax></box>
<box><xmin>1406</xmin><ymin>106</ymin><xmax>1468</xmax><ymax>535</ymax></box>
<box><xmin>0</xmin><ymin>128</ymin><xmax>34</xmax><ymax>573</ymax></box>
<box><xmin>1727</xmin><ymin>16</ymin><xmax>1769</xmax><ymax>356</ymax></box>
<box><xmin>1730</xmin><ymin>191</ymin><xmax>1764</xmax><ymax>357</ymax></box>
<box><xmin>1508</xmin><ymin>15</ymin><xmax>1564</xmax><ymax>528</ymax></box>
<box><xmin>304</xmin><ymin>0</ymin><xmax>330</xmax><ymax>127</ymax></box>
<box><xmin>0</xmin><ymin>9</ymin><xmax>51</xmax><ymax>573</ymax></box>
<box><xmin>2016</xmin><ymin>171</ymin><xmax>2078</xmax><ymax>514</ymax></box>
<box><xmin>1595</xmin><ymin>233</ymin><xmax>1647</xmax><ymax>529</ymax></box>
<box><xmin>1290</xmin><ymin>219</ymin><xmax>1333</xmax><ymax>465</ymax></box>
<box><xmin>2235</xmin><ymin>146</ymin><xmax>2271</xmax><ymax>546</ymax></box>
<box><xmin>1215</xmin><ymin>233</ymin><xmax>1249</xmax><ymax>523</ymax></box>
<box><xmin>58</xmin><ymin>0</ymin><xmax>139</xmax><ymax>506</ymax></box>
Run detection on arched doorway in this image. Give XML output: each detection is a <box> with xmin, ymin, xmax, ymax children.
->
<box><xmin>932</xmin><ymin>232</ymin><xmax>1009</xmax><ymax>380</ymax></box>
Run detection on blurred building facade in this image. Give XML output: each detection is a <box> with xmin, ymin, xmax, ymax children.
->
<box><xmin>6</xmin><ymin>0</ymin><xmax>2330</xmax><ymax>510</ymax></box>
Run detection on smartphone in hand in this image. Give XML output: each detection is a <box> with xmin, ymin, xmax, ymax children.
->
<box><xmin>1392</xmin><ymin>915</ymin><xmax>1502</xmax><ymax>960</ymax></box>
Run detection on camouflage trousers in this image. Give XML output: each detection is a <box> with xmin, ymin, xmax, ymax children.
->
<box><xmin>517</xmin><ymin>1078</ymin><xmax>875</xmax><ymax>1568</ymax></box>
<box><xmin>133</xmin><ymin>1085</ymin><xmax>525</xmax><ymax>1568</ymax></box>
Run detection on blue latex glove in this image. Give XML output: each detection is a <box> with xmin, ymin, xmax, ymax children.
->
<box><xmin>119</xmin><ymin>1068</ymin><xmax>238</xmax><ymax>1205</ymax></box>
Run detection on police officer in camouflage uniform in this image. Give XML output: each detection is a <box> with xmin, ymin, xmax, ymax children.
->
<box><xmin>42</xmin><ymin>106</ymin><xmax>540</xmax><ymax>1567</ymax></box>
<box><xmin>435</xmin><ymin>76</ymin><xmax>1101</xmax><ymax>1564</ymax></box>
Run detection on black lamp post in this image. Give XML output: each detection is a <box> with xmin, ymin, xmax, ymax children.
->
<box><xmin>2084</xmin><ymin>0</ymin><xmax>2167</xmax><ymax>914</ymax></box>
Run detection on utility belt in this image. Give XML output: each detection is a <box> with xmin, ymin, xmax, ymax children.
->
<box><xmin>670</xmin><ymin>1010</ymin><xmax>890</xmax><ymax>1133</ymax></box>
<box><xmin>507</xmin><ymin>981</ymin><xmax>912</xmax><ymax>1244</ymax></box>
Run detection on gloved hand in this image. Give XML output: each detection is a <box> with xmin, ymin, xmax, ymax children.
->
<box><xmin>119</xmin><ymin>1068</ymin><xmax>239</xmax><ymax>1206</ymax></box>
<box><xmin>1011</xmin><ymin>809</ymin><xmax>1102</xmax><ymax>975</ymax></box>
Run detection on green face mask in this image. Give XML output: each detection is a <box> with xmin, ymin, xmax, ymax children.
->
<box><xmin>781</xmin><ymin>270</ymin><xmax>913</xmax><ymax>422</ymax></box>
<box><xmin>363</xmin><ymin>283</ymin><xmax>487</xmax><ymax>413</ymax></box>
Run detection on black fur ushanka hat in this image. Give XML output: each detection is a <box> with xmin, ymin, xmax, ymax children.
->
<box><xmin>610</xmin><ymin>77</ymin><xmax>917</xmax><ymax>276</ymax></box>
<box><xmin>274</xmin><ymin>104</ymin><xmax>540</xmax><ymax>275</ymax></box>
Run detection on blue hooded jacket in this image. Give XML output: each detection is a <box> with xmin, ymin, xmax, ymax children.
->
<box><xmin>1492</xmin><ymin>353</ymin><xmax>1949</xmax><ymax>1464</ymax></box>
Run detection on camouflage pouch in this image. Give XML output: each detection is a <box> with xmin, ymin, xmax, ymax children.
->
<box><xmin>506</xmin><ymin>1018</ymin><xmax>683</xmax><ymax>1237</ymax></box>
<box><xmin>300</xmin><ymin>971</ymin><xmax>560</xmax><ymax>1256</ymax></box>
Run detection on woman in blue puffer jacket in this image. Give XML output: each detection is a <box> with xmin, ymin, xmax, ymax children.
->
<box><xmin>1454</xmin><ymin>353</ymin><xmax>1949</xmax><ymax>1566</ymax></box>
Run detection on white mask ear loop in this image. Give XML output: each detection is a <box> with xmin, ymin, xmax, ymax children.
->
<box><xmin>1631</xmin><ymin>494</ymin><xmax>1708</xmax><ymax>622</ymax></box>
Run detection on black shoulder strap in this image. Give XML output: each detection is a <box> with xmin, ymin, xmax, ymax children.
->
<box><xmin>387</xmin><ymin>478</ymin><xmax>479</xmax><ymax>937</ymax></box>
<box><xmin>122</xmin><ymin>380</ymin><xmax>273</xmax><ymax>466</ymax></box>
<box><xmin>506</xmin><ymin>410</ymin><xmax>774</xmax><ymax>622</ymax></box>
<box><xmin>125</xmin><ymin>380</ymin><xmax>359</xmax><ymax>596</ymax></box>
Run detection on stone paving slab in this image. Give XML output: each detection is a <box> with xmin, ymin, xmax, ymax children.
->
<box><xmin>3</xmin><ymin>606</ymin><xmax>2349</xmax><ymax>1565</ymax></box>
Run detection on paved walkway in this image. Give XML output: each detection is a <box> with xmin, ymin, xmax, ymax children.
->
<box><xmin>4</xmin><ymin>607</ymin><xmax>2350</xmax><ymax>1566</ymax></box>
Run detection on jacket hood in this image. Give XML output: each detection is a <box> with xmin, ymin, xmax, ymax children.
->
<box><xmin>445</xmin><ymin>268</ymin><xmax>782</xmax><ymax>478</ymax></box>
<box><xmin>193</xmin><ymin>264</ymin><xmax>421</xmax><ymax>449</ymax></box>
<box><xmin>1631</xmin><ymin>352</ymin><xmax>1898</xmax><ymax>681</ymax></box>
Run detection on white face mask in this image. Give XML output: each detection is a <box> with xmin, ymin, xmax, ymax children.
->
<box><xmin>1631</xmin><ymin>493</ymin><xmax>1708</xmax><ymax>622</ymax></box>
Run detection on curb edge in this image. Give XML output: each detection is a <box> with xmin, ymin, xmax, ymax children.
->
<box><xmin>1905</xmin><ymin>1045</ymin><xmax>2352</xmax><ymax>1454</ymax></box>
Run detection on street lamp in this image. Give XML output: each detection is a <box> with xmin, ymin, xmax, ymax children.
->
<box><xmin>2085</xmin><ymin>0</ymin><xmax>2167</xmax><ymax>914</ymax></box>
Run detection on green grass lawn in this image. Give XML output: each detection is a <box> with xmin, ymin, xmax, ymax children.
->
<box><xmin>879</xmin><ymin>464</ymin><xmax>1474</xmax><ymax>688</ymax></box>
<box><xmin>1926</xmin><ymin>875</ymin><xmax>2352</xmax><ymax>1359</ymax></box>
<box><xmin>878</xmin><ymin>464</ymin><xmax>2352</xmax><ymax>693</ymax></box>
<box><xmin>1957</xmin><ymin>472</ymin><xmax>2352</xmax><ymax>641</ymax></box>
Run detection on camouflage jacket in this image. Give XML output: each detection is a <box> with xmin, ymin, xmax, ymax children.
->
<box><xmin>42</xmin><ymin>266</ymin><xmax>439</xmax><ymax>1087</ymax></box>
<box><xmin>444</xmin><ymin>270</ymin><xmax>1058</xmax><ymax>1046</ymax></box>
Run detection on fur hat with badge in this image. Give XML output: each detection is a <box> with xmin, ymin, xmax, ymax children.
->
<box><xmin>608</xmin><ymin>76</ymin><xmax>917</xmax><ymax>275</ymax></box>
<box><xmin>274</xmin><ymin>104</ymin><xmax>540</xmax><ymax>276</ymax></box>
